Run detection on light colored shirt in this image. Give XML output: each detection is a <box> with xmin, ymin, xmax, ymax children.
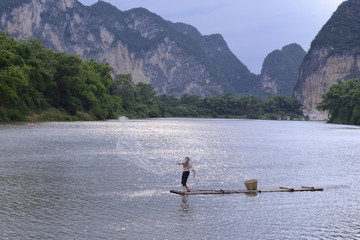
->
<box><xmin>183</xmin><ymin>164</ymin><xmax>192</xmax><ymax>172</ymax></box>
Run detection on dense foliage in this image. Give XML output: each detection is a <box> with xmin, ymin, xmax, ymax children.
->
<box><xmin>317</xmin><ymin>79</ymin><xmax>360</xmax><ymax>125</ymax></box>
<box><xmin>155</xmin><ymin>94</ymin><xmax>304</xmax><ymax>120</ymax></box>
<box><xmin>0</xmin><ymin>33</ymin><xmax>304</xmax><ymax>121</ymax></box>
<box><xmin>0</xmin><ymin>32</ymin><xmax>122</xmax><ymax>121</ymax></box>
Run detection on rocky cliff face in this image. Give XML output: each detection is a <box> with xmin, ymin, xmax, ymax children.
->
<box><xmin>260</xmin><ymin>43</ymin><xmax>306</xmax><ymax>96</ymax></box>
<box><xmin>0</xmin><ymin>0</ymin><xmax>261</xmax><ymax>97</ymax></box>
<box><xmin>293</xmin><ymin>0</ymin><xmax>360</xmax><ymax>119</ymax></box>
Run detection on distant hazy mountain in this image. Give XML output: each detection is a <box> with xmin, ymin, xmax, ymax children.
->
<box><xmin>0</xmin><ymin>0</ymin><xmax>302</xmax><ymax>98</ymax></box>
<box><xmin>293</xmin><ymin>0</ymin><xmax>360</xmax><ymax>119</ymax></box>
<box><xmin>260</xmin><ymin>43</ymin><xmax>306</xmax><ymax>97</ymax></box>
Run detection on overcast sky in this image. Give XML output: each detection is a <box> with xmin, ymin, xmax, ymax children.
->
<box><xmin>78</xmin><ymin>0</ymin><xmax>345</xmax><ymax>74</ymax></box>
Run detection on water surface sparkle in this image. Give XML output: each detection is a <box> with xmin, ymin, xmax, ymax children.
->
<box><xmin>1</xmin><ymin>119</ymin><xmax>360</xmax><ymax>239</ymax></box>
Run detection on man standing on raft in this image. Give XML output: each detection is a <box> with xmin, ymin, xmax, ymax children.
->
<box><xmin>176</xmin><ymin>157</ymin><xmax>195</xmax><ymax>192</ymax></box>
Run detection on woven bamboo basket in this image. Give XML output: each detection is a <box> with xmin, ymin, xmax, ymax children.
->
<box><xmin>244</xmin><ymin>179</ymin><xmax>258</xmax><ymax>190</ymax></box>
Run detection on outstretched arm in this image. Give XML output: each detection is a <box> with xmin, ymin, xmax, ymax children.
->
<box><xmin>176</xmin><ymin>162</ymin><xmax>183</xmax><ymax>165</ymax></box>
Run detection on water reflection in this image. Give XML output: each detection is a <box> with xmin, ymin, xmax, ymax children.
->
<box><xmin>245</xmin><ymin>192</ymin><xmax>258</xmax><ymax>197</ymax></box>
<box><xmin>180</xmin><ymin>196</ymin><xmax>191</xmax><ymax>216</ymax></box>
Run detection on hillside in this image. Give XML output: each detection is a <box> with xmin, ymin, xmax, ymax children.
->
<box><xmin>260</xmin><ymin>43</ymin><xmax>306</xmax><ymax>96</ymax></box>
<box><xmin>293</xmin><ymin>0</ymin><xmax>360</xmax><ymax>119</ymax></box>
<box><xmin>0</xmin><ymin>0</ymin><xmax>264</xmax><ymax>97</ymax></box>
<box><xmin>310</xmin><ymin>0</ymin><xmax>360</xmax><ymax>52</ymax></box>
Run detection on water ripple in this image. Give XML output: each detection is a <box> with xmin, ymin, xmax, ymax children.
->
<box><xmin>2</xmin><ymin>119</ymin><xmax>360</xmax><ymax>239</ymax></box>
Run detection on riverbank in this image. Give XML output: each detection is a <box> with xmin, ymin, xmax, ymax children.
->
<box><xmin>0</xmin><ymin>108</ymin><xmax>97</xmax><ymax>122</ymax></box>
<box><xmin>0</xmin><ymin>101</ymin><xmax>308</xmax><ymax>122</ymax></box>
<box><xmin>1</xmin><ymin>111</ymin><xmax>309</xmax><ymax>123</ymax></box>
<box><xmin>26</xmin><ymin>108</ymin><xmax>97</xmax><ymax>121</ymax></box>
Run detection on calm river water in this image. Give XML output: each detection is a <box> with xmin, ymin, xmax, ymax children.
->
<box><xmin>1</xmin><ymin>119</ymin><xmax>360</xmax><ymax>239</ymax></box>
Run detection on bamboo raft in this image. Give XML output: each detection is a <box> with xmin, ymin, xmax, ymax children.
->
<box><xmin>170</xmin><ymin>186</ymin><xmax>323</xmax><ymax>195</ymax></box>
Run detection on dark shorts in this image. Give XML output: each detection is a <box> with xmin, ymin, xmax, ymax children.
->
<box><xmin>181</xmin><ymin>171</ymin><xmax>190</xmax><ymax>186</ymax></box>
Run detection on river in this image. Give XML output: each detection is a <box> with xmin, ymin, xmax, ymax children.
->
<box><xmin>1</xmin><ymin>119</ymin><xmax>360</xmax><ymax>239</ymax></box>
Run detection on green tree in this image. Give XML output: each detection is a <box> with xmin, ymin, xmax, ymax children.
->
<box><xmin>135</xmin><ymin>82</ymin><xmax>160</xmax><ymax>117</ymax></box>
<box><xmin>317</xmin><ymin>79</ymin><xmax>360</xmax><ymax>124</ymax></box>
<box><xmin>0</xmin><ymin>65</ymin><xmax>30</xmax><ymax>106</ymax></box>
<box><xmin>265</xmin><ymin>96</ymin><xmax>303</xmax><ymax>117</ymax></box>
<box><xmin>112</xmin><ymin>74</ymin><xmax>136</xmax><ymax>114</ymax></box>
<box><xmin>136</xmin><ymin>82</ymin><xmax>157</xmax><ymax>104</ymax></box>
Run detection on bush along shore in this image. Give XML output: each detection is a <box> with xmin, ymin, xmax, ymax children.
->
<box><xmin>317</xmin><ymin>78</ymin><xmax>360</xmax><ymax>125</ymax></box>
<box><xmin>0</xmin><ymin>33</ymin><xmax>306</xmax><ymax>122</ymax></box>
